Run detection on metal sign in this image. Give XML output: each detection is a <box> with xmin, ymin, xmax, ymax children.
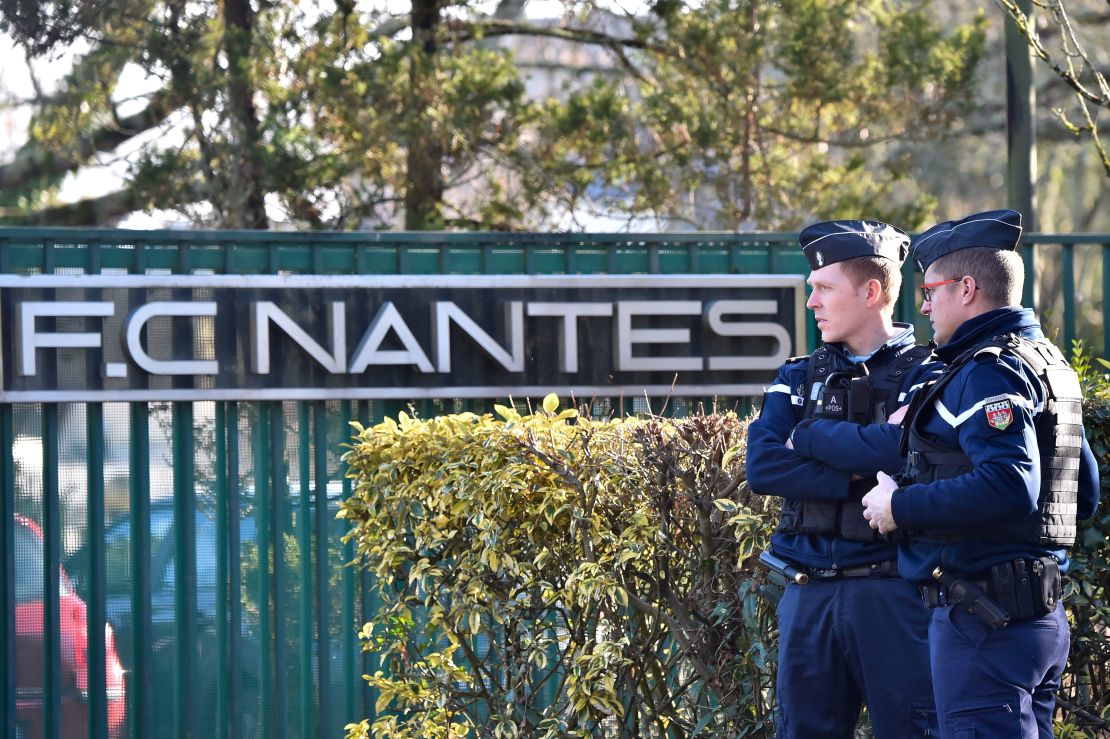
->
<box><xmin>0</xmin><ymin>274</ymin><xmax>805</xmax><ymax>401</ymax></box>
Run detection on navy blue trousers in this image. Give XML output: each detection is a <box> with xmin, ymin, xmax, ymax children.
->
<box><xmin>929</xmin><ymin>602</ymin><xmax>1070</xmax><ymax>738</ymax></box>
<box><xmin>775</xmin><ymin>577</ymin><xmax>936</xmax><ymax>738</ymax></box>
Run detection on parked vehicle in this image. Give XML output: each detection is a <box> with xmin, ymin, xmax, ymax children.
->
<box><xmin>15</xmin><ymin>514</ymin><xmax>127</xmax><ymax>739</ymax></box>
<box><xmin>65</xmin><ymin>487</ymin><xmax>352</xmax><ymax>739</ymax></box>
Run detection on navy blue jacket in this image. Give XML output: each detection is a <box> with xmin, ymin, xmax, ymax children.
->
<box><xmin>890</xmin><ymin>307</ymin><xmax>1101</xmax><ymax>582</ymax></box>
<box><xmin>746</xmin><ymin>324</ymin><xmax>943</xmax><ymax>569</ymax></box>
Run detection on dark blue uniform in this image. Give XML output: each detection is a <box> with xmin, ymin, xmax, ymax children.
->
<box><xmin>889</xmin><ymin>307</ymin><xmax>1100</xmax><ymax>737</ymax></box>
<box><xmin>747</xmin><ymin>324</ymin><xmax>943</xmax><ymax>738</ymax></box>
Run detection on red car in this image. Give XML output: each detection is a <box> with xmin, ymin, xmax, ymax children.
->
<box><xmin>14</xmin><ymin>514</ymin><xmax>126</xmax><ymax>739</ymax></box>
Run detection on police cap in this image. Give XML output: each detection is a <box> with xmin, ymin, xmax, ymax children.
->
<box><xmin>799</xmin><ymin>220</ymin><xmax>910</xmax><ymax>271</ymax></box>
<box><xmin>911</xmin><ymin>209</ymin><xmax>1022</xmax><ymax>273</ymax></box>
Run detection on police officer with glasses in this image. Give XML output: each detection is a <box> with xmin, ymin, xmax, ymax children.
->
<box><xmin>861</xmin><ymin>208</ymin><xmax>1101</xmax><ymax>737</ymax></box>
<box><xmin>747</xmin><ymin>219</ymin><xmax>942</xmax><ymax>738</ymax></box>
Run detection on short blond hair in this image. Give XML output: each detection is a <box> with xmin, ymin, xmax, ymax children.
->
<box><xmin>839</xmin><ymin>256</ymin><xmax>902</xmax><ymax>310</ymax></box>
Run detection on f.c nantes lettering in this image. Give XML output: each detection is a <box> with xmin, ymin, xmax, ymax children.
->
<box><xmin>0</xmin><ymin>274</ymin><xmax>805</xmax><ymax>402</ymax></box>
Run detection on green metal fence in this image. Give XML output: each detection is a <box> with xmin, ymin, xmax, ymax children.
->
<box><xmin>0</xmin><ymin>229</ymin><xmax>1106</xmax><ymax>739</ymax></box>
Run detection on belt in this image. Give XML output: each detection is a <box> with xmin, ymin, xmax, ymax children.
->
<box><xmin>807</xmin><ymin>559</ymin><xmax>898</xmax><ymax>580</ymax></box>
<box><xmin>918</xmin><ymin>557</ymin><xmax>1061</xmax><ymax>619</ymax></box>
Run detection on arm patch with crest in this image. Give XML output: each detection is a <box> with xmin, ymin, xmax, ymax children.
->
<box><xmin>983</xmin><ymin>395</ymin><xmax>1014</xmax><ymax>431</ymax></box>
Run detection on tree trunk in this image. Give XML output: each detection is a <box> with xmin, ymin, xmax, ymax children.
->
<box><xmin>222</xmin><ymin>0</ymin><xmax>269</xmax><ymax>229</ymax></box>
<box><xmin>404</xmin><ymin>0</ymin><xmax>445</xmax><ymax>230</ymax></box>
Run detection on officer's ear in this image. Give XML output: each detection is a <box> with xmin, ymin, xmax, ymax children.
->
<box><xmin>959</xmin><ymin>276</ymin><xmax>978</xmax><ymax>306</ymax></box>
<box><xmin>864</xmin><ymin>278</ymin><xmax>883</xmax><ymax>308</ymax></box>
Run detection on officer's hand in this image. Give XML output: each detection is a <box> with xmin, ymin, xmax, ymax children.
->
<box><xmin>862</xmin><ymin>471</ymin><xmax>898</xmax><ymax>534</ymax></box>
<box><xmin>887</xmin><ymin>405</ymin><xmax>910</xmax><ymax>425</ymax></box>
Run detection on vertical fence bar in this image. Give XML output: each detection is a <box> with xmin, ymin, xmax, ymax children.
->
<box><xmin>127</xmin><ymin>245</ymin><xmax>154</xmax><ymax>739</ymax></box>
<box><xmin>173</xmin><ymin>402</ymin><xmax>198</xmax><ymax>738</ymax></box>
<box><xmin>297</xmin><ymin>403</ymin><xmax>313</xmax><ymax>739</ymax></box>
<box><xmin>86</xmin><ymin>403</ymin><xmax>108</xmax><ymax>739</ymax></box>
<box><xmin>269</xmin><ymin>404</ymin><xmax>287</xmax><ymax>739</ymax></box>
<box><xmin>900</xmin><ymin>260</ymin><xmax>918</xmax><ymax>328</ymax></box>
<box><xmin>227</xmin><ymin>402</ymin><xmax>243</xmax><ymax>739</ymax></box>
<box><xmin>341</xmin><ymin>401</ymin><xmax>361</xmax><ymax>729</ymax></box>
<box><xmin>85</xmin><ymin>239</ymin><xmax>108</xmax><ymax>739</ymax></box>
<box><xmin>254</xmin><ymin>405</ymin><xmax>272</xmax><ymax>739</ymax></box>
<box><xmin>129</xmin><ymin>403</ymin><xmax>153</xmax><ymax>739</ymax></box>
<box><xmin>354</xmin><ymin>400</ymin><xmax>376</xmax><ymax>722</ymax></box>
<box><xmin>215</xmin><ymin>402</ymin><xmax>230</xmax><ymax>739</ymax></box>
<box><xmin>1062</xmin><ymin>243</ymin><xmax>1076</xmax><ymax>353</ymax></box>
<box><xmin>343</xmin><ymin>525</ymin><xmax>356</xmax><ymax>730</ymax></box>
<box><xmin>312</xmin><ymin>401</ymin><xmax>331</xmax><ymax>738</ymax></box>
<box><xmin>172</xmin><ymin>238</ymin><xmax>199</xmax><ymax>738</ymax></box>
<box><xmin>39</xmin><ymin>248</ymin><xmax>60</xmax><ymax>739</ymax></box>
<box><xmin>1023</xmin><ymin>242</ymin><xmax>1036</xmax><ymax>312</ymax></box>
<box><xmin>42</xmin><ymin>404</ymin><xmax>61</xmax><ymax>739</ymax></box>
<box><xmin>0</xmin><ymin>406</ymin><xmax>14</xmax><ymax>739</ymax></box>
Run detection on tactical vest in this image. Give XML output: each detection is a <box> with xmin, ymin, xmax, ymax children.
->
<box><xmin>777</xmin><ymin>342</ymin><xmax>934</xmax><ymax>542</ymax></box>
<box><xmin>902</xmin><ymin>335</ymin><xmax>1084</xmax><ymax>548</ymax></box>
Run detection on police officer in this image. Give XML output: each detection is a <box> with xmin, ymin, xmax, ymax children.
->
<box><xmin>747</xmin><ymin>220</ymin><xmax>942</xmax><ymax>738</ymax></box>
<box><xmin>861</xmin><ymin>209</ymin><xmax>1101</xmax><ymax>737</ymax></box>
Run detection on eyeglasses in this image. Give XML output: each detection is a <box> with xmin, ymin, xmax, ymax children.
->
<box><xmin>919</xmin><ymin>278</ymin><xmax>959</xmax><ymax>302</ymax></box>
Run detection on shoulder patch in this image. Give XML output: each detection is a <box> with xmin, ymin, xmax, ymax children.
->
<box><xmin>984</xmin><ymin>395</ymin><xmax>1014</xmax><ymax>431</ymax></box>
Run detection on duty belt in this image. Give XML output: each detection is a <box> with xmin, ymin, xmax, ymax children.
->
<box><xmin>806</xmin><ymin>559</ymin><xmax>899</xmax><ymax>580</ymax></box>
<box><xmin>918</xmin><ymin>557</ymin><xmax>1061</xmax><ymax>623</ymax></box>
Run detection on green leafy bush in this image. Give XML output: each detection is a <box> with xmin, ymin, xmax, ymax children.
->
<box><xmin>339</xmin><ymin>396</ymin><xmax>779</xmax><ymax>738</ymax></box>
<box><xmin>1056</xmin><ymin>350</ymin><xmax>1110</xmax><ymax>735</ymax></box>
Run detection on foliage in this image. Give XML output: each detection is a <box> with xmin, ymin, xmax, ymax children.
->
<box><xmin>1056</xmin><ymin>345</ymin><xmax>1110</xmax><ymax>734</ymax></box>
<box><xmin>548</xmin><ymin>0</ymin><xmax>987</xmax><ymax>229</ymax></box>
<box><xmin>339</xmin><ymin>396</ymin><xmax>780</xmax><ymax>738</ymax></box>
<box><xmin>0</xmin><ymin>0</ymin><xmax>986</xmax><ymax>229</ymax></box>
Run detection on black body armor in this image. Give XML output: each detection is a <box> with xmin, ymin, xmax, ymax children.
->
<box><xmin>777</xmin><ymin>343</ymin><xmax>934</xmax><ymax>542</ymax></box>
<box><xmin>903</xmin><ymin>335</ymin><xmax>1084</xmax><ymax>548</ymax></box>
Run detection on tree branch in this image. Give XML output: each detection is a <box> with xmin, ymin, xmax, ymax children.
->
<box><xmin>0</xmin><ymin>188</ymin><xmax>142</xmax><ymax>226</ymax></box>
<box><xmin>996</xmin><ymin>0</ymin><xmax>1110</xmax><ymax>108</ymax></box>
<box><xmin>0</xmin><ymin>87</ymin><xmax>181</xmax><ymax>191</ymax></box>
<box><xmin>0</xmin><ymin>178</ymin><xmax>206</xmax><ymax>226</ymax></box>
<box><xmin>444</xmin><ymin>18</ymin><xmax>664</xmax><ymax>53</ymax></box>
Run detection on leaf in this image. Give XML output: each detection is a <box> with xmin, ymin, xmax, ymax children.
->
<box><xmin>468</xmin><ymin>609</ymin><xmax>481</xmax><ymax>635</ymax></box>
<box><xmin>542</xmin><ymin>393</ymin><xmax>559</xmax><ymax>414</ymax></box>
